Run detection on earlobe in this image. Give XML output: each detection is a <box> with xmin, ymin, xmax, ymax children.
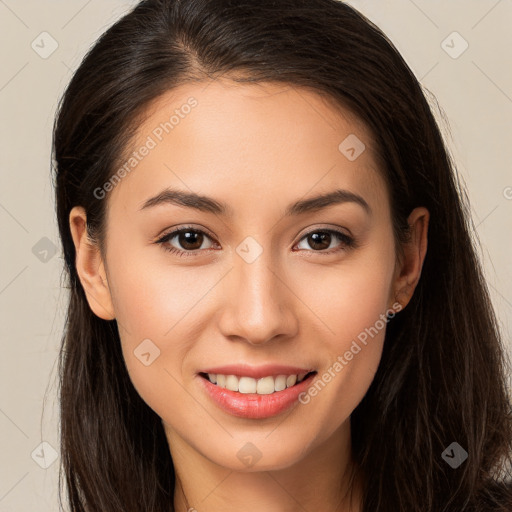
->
<box><xmin>391</xmin><ymin>207</ymin><xmax>430</xmax><ymax>310</ymax></box>
<box><xmin>69</xmin><ymin>206</ymin><xmax>115</xmax><ymax>320</ymax></box>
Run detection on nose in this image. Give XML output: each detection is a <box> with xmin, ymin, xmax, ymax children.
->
<box><xmin>217</xmin><ymin>249</ymin><xmax>299</xmax><ymax>346</ymax></box>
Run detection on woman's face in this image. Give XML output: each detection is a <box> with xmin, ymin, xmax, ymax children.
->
<box><xmin>71</xmin><ymin>79</ymin><xmax>421</xmax><ymax>472</ymax></box>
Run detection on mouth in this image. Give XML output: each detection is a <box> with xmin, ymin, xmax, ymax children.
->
<box><xmin>197</xmin><ymin>369</ymin><xmax>319</xmax><ymax>419</ymax></box>
<box><xmin>198</xmin><ymin>370</ymin><xmax>318</xmax><ymax>395</ymax></box>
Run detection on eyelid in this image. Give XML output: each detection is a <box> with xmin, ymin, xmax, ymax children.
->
<box><xmin>155</xmin><ymin>223</ymin><xmax>216</xmax><ymax>241</ymax></box>
<box><xmin>156</xmin><ymin>223</ymin><xmax>351</xmax><ymax>242</ymax></box>
<box><xmin>296</xmin><ymin>223</ymin><xmax>354</xmax><ymax>241</ymax></box>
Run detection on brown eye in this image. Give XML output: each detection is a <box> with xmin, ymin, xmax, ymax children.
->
<box><xmin>156</xmin><ymin>227</ymin><xmax>216</xmax><ymax>257</ymax></box>
<box><xmin>175</xmin><ymin>230</ymin><xmax>204</xmax><ymax>250</ymax></box>
<box><xmin>295</xmin><ymin>229</ymin><xmax>355</xmax><ymax>253</ymax></box>
<box><xmin>306</xmin><ymin>232</ymin><xmax>332</xmax><ymax>251</ymax></box>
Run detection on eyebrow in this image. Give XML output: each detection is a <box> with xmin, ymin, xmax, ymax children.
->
<box><xmin>139</xmin><ymin>187</ymin><xmax>371</xmax><ymax>217</ymax></box>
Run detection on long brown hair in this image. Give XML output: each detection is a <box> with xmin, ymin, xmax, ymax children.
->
<box><xmin>52</xmin><ymin>0</ymin><xmax>512</xmax><ymax>510</ymax></box>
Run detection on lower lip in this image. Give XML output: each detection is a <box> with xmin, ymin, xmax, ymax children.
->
<box><xmin>198</xmin><ymin>372</ymin><xmax>317</xmax><ymax>419</ymax></box>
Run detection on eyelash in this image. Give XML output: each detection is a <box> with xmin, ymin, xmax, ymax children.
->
<box><xmin>155</xmin><ymin>225</ymin><xmax>356</xmax><ymax>258</ymax></box>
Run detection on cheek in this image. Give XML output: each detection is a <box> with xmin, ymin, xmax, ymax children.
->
<box><xmin>105</xmin><ymin>245</ymin><xmax>229</xmax><ymax>415</ymax></box>
<box><xmin>294</xmin><ymin>246</ymin><xmax>395</xmax><ymax>349</ymax></box>
<box><xmin>292</xmin><ymin>244</ymin><xmax>395</xmax><ymax>412</ymax></box>
<box><xmin>106</xmin><ymin>239</ymin><xmax>215</xmax><ymax>339</ymax></box>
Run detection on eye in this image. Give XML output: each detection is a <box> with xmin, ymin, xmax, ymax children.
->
<box><xmin>294</xmin><ymin>228</ymin><xmax>356</xmax><ymax>254</ymax></box>
<box><xmin>155</xmin><ymin>226</ymin><xmax>356</xmax><ymax>258</ymax></box>
<box><xmin>155</xmin><ymin>226</ymin><xmax>217</xmax><ymax>257</ymax></box>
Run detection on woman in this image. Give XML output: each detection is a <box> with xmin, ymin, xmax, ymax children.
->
<box><xmin>53</xmin><ymin>0</ymin><xmax>512</xmax><ymax>510</ymax></box>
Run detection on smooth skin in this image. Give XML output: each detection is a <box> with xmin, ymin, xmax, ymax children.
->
<box><xmin>69</xmin><ymin>79</ymin><xmax>428</xmax><ymax>512</ymax></box>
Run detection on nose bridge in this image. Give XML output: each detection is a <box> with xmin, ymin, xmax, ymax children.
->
<box><xmin>218</xmin><ymin>240</ymin><xmax>297</xmax><ymax>344</ymax></box>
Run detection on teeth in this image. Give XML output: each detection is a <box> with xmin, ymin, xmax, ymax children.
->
<box><xmin>206</xmin><ymin>372</ymin><xmax>311</xmax><ymax>394</ymax></box>
<box><xmin>257</xmin><ymin>376</ymin><xmax>276</xmax><ymax>394</ymax></box>
<box><xmin>226</xmin><ymin>375</ymin><xmax>239</xmax><ymax>392</ymax></box>
<box><xmin>216</xmin><ymin>374</ymin><xmax>225</xmax><ymax>388</ymax></box>
<box><xmin>275</xmin><ymin>375</ymin><xmax>287</xmax><ymax>392</ymax></box>
<box><xmin>286</xmin><ymin>374</ymin><xmax>297</xmax><ymax>388</ymax></box>
<box><xmin>239</xmin><ymin>376</ymin><xmax>257</xmax><ymax>393</ymax></box>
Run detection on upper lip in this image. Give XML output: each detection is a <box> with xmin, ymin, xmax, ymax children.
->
<box><xmin>199</xmin><ymin>364</ymin><xmax>316</xmax><ymax>379</ymax></box>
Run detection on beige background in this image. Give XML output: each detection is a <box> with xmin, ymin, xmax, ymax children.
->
<box><xmin>0</xmin><ymin>1</ymin><xmax>511</xmax><ymax>510</ymax></box>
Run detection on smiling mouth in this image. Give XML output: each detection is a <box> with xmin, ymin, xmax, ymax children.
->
<box><xmin>198</xmin><ymin>371</ymin><xmax>317</xmax><ymax>395</ymax></box>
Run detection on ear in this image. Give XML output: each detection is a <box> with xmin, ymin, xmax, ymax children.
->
<box><xmin>69</xmin><ymin>206</ymin><xmax>115</xmax><ymax>320</ymax></box>
<box><xmin>390</xmin><ymin>207</ymin><xmax>429</xmax><ymax>310</ymax></box>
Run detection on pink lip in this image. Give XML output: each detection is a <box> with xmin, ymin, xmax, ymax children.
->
<box><xmin>197</xmin><ymin>370</ymin><xmax>317</xmax><ymax>419</ymax></box>
<box><xmin>199</xmin><ymin>364</ymin><xmax>314</xmax><ymax>379</ymax></box>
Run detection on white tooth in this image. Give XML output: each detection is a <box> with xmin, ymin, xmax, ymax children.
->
<box><xmin>257</xmin><ymin>376</ymin><xmax>275</xmax><ymax>395</ymax></box>
<box><xmin>216</xmin><ymin>374</ymin><xmax>226</xmax><ymax>388</ymax></box>
<box><xmin>286</xmin><ymin>374</ymin><xmax>297</xmax><ymax>388</ymax></box>
<box><xmin>212</xmin><ymin>373</ymin><xmax>304</xmax><ymax>394</ymax></box>
<box><xmin>238</xmin><ymin>376</ymin><xmax>257</xmax><ymax>394</ymax></box>
<box><xmin>274</xmin><ymin>375</ymin><xmax>287</xmax><ymax>392</ymax></box>
<box><xmin>225</xmin><ymin>375</ymin><xmax>239</xmax><ymax>392</ymax></box>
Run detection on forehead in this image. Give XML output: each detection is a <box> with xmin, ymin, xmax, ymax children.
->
<box><xmin>107</xmin><ymin>79</ymin><xmax>387</xmax><ymax>219</ymax></box>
